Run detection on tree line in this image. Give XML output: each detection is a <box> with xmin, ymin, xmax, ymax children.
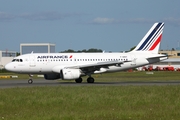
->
<box><xmin>60</xmin><ymin>48</ymin><xmax>103</xmax><ymax>53</ymax></box>
<box><xmin>61</xmin><ymin>46</ymin><xmax>136</xmax><ymax>53</ymax></box>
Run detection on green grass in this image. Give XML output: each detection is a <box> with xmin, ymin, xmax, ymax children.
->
<box><xmin>1</xmin><ymin>71</ymin><xmax>180</xmax><ymax>119</ymax></box>
<box><xmin>1</xmin><ymin>86</ymin><xmax>180</xmax><ymax>120</ymax></box>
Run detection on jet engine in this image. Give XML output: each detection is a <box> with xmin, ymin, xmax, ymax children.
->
<box><xmin>44</xmin><ymin>73</ymin><xmax>60</xmax><ymax>80</ymax></box>
<box><xmin>60</xmin><ymin>69</ymin><xmax>81</xmax><ymax>80</ymax></box>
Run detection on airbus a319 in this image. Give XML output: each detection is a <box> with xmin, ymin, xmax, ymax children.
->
<box><xmin>5</xmin><ymin>22</ymin><xmax>167</xmax><ymax>84</ymax></box>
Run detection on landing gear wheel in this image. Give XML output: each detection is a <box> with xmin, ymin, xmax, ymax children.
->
<box><xmin>87</xmin><ymin>77</ymin><xmax>94</xmax><ymax>83</ymax></box>
<box><xmin>75</xmin><ymin>78</ymin><xmax>83</xmax><ymax>83</ymax></box>
<box><xmin>28</xmin><ymin>74</ymin><xmax>33</xmax><ymax>84</ymax></box>
<box><xmin>28</xmin><ymin>79</ymin><xmax>33</xmax><ymax>84</ymax></box>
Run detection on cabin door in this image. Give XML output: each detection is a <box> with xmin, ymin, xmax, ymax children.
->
<box><xmin>29</xmin><ymin>55</ymin><xmax>36</xmax><ymax>67</ymax></box>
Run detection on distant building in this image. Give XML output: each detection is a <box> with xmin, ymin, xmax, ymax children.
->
<box><xmin>139</xmin><ymin>50</ymin><xmax>180</xmax><ymax>70</ymax></box>
<box><xmin>159</xmin><ymin>50</ymin><xmax>180</xmax><ymax>58</ymax></box>
<box><xmin>20</xmin><ymin>43</ymin><xmax>55</xmax><ymax>55</ymax></box>
<box><xmin>0</xmin><ymin>50</ymin><xmax>16</xmax><ymax>68</ymax></box>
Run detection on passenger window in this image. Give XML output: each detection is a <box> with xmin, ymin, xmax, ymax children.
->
<box><xmin>20</xmin><ymin>59</ymin><xmax>23</xmax><ymax>62</ymax></box>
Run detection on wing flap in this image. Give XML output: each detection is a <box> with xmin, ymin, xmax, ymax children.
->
<box><xmin>67</xmin><ymin>61</ymin><xmax>122</xmax><ymax>69</ymax></box>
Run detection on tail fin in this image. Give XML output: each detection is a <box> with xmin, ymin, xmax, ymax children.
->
<box><xmin>132</xmin><ymin>22</ymin><xmax>164</xmax><ymax>53</ymax></box>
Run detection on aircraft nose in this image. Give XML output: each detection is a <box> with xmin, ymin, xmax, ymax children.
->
<box><xmin>5</xmin><ymin>63</ymin><xmax>13</xmax><ymax>71</ymax></box>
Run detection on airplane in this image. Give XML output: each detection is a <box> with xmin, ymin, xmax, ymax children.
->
<box><xmin>5</xmin><ymin>22</ymin><xmax>167</xmax><ymax>84</ymax></box>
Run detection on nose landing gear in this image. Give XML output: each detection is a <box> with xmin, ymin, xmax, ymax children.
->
<box><xmin>28</xmin><ymin>74</ymin><xmax>33</xmax><ymax>84</ymax></box>
<box><xmin>28</xmin><ymin>79</ymin><xmax>33</xmax><ymax>84</ymax></box>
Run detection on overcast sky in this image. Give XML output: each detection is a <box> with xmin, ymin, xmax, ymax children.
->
<box><xmin>0</xmin><ymin>0</ymin><xmax>180</xmax><ymax>52</ymax></box>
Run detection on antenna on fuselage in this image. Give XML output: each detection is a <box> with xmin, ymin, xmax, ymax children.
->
<box><xmin>31</xmin><ymin>51</ymin><xmax>34</xmax><ymax>54</ymax></box>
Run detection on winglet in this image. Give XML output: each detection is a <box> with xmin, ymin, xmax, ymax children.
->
<box><xmin>132</xmin><ymin>22</ymin><xmax>164</xmax><ymax>53</ymax></box>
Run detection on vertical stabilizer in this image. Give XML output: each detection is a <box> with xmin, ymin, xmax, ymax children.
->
<box><xmin>132</xmin><ymin>22</ymin><xmax>164</xmax><ymax>53</ymax></box>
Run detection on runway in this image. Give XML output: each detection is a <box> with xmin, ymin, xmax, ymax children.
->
<box><xmin>1</xmin><ymin>79</ymin><xmax>180</xmax><ymax>88</ymax></box>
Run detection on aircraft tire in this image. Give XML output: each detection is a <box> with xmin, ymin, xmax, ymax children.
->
<box><xmin>75</xmin><ymin>78</ymin><xmax>83</xmax><ymax>83</ymax></box>
<box><xmin>28</xmin><ymin>79</ymin><xmax>33</xmax><ymax>84</ymax></box>
<box><xmin>87</xmin><ymin>77</ymin><xmax>94</xmax><ymax>83</ymax></box>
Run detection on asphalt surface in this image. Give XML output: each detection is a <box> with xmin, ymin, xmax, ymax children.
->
<box><xmin>1</xmin><ymin>79</ymin><xmax>180</xmax><ymax>88</ymax></box>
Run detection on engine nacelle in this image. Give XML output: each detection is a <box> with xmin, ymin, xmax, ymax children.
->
<box><xmin>61</xmin><ymin>69</ymin><xmax>81</xmax><ymax>80</ymax></box>
<box><xmin>44</xmin><ymin>73</ymin><xmax>60</xmax><ymax>80</ymax></box>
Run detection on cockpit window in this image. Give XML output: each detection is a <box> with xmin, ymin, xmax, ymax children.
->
<box><xmin>12</xmin><ymin>59</ymin><xmax>16</xmax><ymax>62</ymax></box>
<box><xmin>12</xmin><ymin>59</ymin><xmax>23</xmax><ymax>62</ymax></box>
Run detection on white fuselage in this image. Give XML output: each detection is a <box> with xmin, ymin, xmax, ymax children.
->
<box><xmin>5</xmin><ymin>52</ymin><xmax>166</xmax><ymax>74</ymax></box>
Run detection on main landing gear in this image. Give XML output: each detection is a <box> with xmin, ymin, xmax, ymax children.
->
<box><xmin>28</xmin><ymin>74</ymin><xmax>33</xmax><ymax>84</ymax></box>
<box><xmin>87</xmin><ymin>77</ymin><xmax>94</xmax><ymax>83</ymax></box>
<box><xmin>75</xmin><ymin>77</ymin><xmax>94</xmax><ymax>83</ymax></box>
<box><xmin>75</xmin><ymin>77</ymin><xmax>83</xmax><ymax>83</ymax></box>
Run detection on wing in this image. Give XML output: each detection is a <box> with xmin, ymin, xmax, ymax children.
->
<box><xmin>66</xmin><ymin>60</ymin><xmax>131</xmax><ymax>74</ymax></box>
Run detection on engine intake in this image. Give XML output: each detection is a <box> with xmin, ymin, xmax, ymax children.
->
<box><xmin>61</xmin><ymin>69</ymin><xmax>81</xmax><ymax>80</ymax></box>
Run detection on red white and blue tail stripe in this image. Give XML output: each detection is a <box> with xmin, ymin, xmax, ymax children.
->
<box><xmin>132</xmin><ymin>22</ymin><xmax>164</xmax><ymax>53</ymax></box>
